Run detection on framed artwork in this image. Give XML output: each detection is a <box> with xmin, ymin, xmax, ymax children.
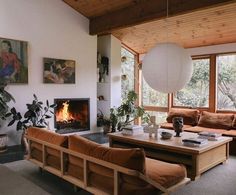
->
<box><xmin>0</xmin><ymin>37</ymin><xmax>28</xmax><ymax>84</ymax></box>
<box><xmin>43</xmin><ymin>57</ymin><xmax>76</xmax><ymax>84</ymax></box>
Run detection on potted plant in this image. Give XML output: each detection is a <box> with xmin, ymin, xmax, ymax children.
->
<box><xmin>102</xmin><ymin>117</ymin><xmax>111</xmax><ymax>134</ymax></box>
<box><xmin>7</xmin><ymin>94</ymin><xmax>56</xmax><ymax>152</ymax></box>
<box><xmin>110</xmin><ymin>90</ymin><xmax>150</xmax><ymax>132</ymax></box>
<box><xmin>0</xmin><ymin>78</ymin><xmax>15</xmax><ymax>152</ymax></box>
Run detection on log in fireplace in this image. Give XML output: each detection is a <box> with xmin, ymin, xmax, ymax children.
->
<box><xmin>54</xmin><ymin>98</ymin><xmax>90</xmax><ymax>133</ymax></box>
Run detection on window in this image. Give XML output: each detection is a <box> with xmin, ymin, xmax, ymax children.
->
<box><xmin>121</xmin><ymin>47</ymin><xmax>135</xmax><ymax>101</ymax></box>
<box><xmin>146</xmin><ymin>111</ymin><xmax>167</xmax><ymax>124</ymax></box>
<box><xmin>142</xmin><ymin>78</ymin><xmax>168</xmax><ymax>107</ymax></box>
<box><xmin>217</xmin><ymin>54</ymin><xmax>236</xmax><ymax>111</ymax></box>
<box><xmin>173</xmin><ymin>58</ymin><xmax>210</xmax><ymax>108</ymax></box>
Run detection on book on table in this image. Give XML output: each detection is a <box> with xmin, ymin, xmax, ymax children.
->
<box><xmin>198</xmin><ymin>131</ymin><xmax>222</xmax><ymax>141</ymax></box>
<box><xmin>122</xmin><ymin>125</ymin><xmax>143</xmax><ymax>135</ymax></box>
<box><xmin>182</xmin><ymin>137</ymin><xmax>208</xmax><ymax>147</ymax></box>
<box><xmin>198</xmin><ymin>131</ymin><xmax>221</xmax><ymax>137</ymax></box>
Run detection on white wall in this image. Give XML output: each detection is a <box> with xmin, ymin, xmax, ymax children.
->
<box><xmin>97</xmin><ymin>35</ymin><xmax>121</xmax><ymax>117</ymax></box>
<box><xmin>0</xmin><ymin>0</ymin><xmax>97</xmax><ymax>145</ymax></box>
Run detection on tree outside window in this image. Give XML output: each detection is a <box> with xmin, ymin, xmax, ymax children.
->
<box><xmin>217</xmin><ymin>54</ymin><xmax>236</xmax><ymax>110</ymax></box>
<box><xmin>142</xmin><ymin>78</ymin><xmax>168</xmax><ymax>107</ymax></box>
<box><xmin>174</xmin><ymin>58</ymin><xmax>210</xmax><ymax>108</ymax></box>
<box><xmin>121</xmin><ymin>47</ymin><xmax>135</xmax><ymax>101</ymax></box>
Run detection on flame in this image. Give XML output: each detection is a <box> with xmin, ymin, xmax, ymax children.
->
<box><xmin>56</xmin><ymin>101</ymin><xmax>75</xmax><ymax>122</ymax></box>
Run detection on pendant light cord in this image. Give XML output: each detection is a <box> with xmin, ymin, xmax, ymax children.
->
<box><xmin>166</xmin><ymin>0</ymin><xmax>169</xmax><ymax>93</ymax></box>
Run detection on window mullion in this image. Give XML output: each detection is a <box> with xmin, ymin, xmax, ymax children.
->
<box><xmin>209</xmin><ymin>54</ymin><xmax>216</xmax><ymax>112</ymax></box>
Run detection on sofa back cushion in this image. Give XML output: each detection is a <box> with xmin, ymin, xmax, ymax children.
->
<box><xmin>68</xmin><ymin>135</ymin><xmax>146</xmax><ymax>173</ymax></box>
<box><xmin>27</xmin><ymin>127</ymin><xmax>68</xmax><ymax>147</ymax></box>
<box><xmin>198</xmin><ymin>111</ymin><xmax>234</xmax><ymax>130</ymax></box>
<box><xmin>166</xmin><ymin>108</ymin><xmax>199</xmax><ymax>126</ymax></box>
<box><xmin>232</xmin><ymin>115</ymin><xmax>236</xmax><ymax>129</ymax></box>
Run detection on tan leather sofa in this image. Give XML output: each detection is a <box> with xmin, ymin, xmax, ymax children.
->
<box><xmin>26</xmin><ymin>127</ymin><xmax>189</xmax><ymax>195</ymax></box>
<box><xmin>161</xmin><ymin>108</ymin><xmax>236</xmax><ymax>155</ymax></box>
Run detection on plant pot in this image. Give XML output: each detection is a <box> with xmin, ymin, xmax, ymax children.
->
<box><xmin>103</xmin><ymin>125</ymin><xmax>111</xmax><ymax>134</ymax></box>
<box><xmin>21</xmin><ymin>130</ymin><xmax>29</xmax><ymax>154</ymax></box>
<box><xmin>0</xmin><ymin>134</ymin><xmax>8</xmax><ymax>153</ymax></box>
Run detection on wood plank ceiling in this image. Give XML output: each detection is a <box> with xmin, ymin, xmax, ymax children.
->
<box><xmin>63</xmin><ymin>0</ymin><xmax>236</xmax><ymax>54</ymax></box>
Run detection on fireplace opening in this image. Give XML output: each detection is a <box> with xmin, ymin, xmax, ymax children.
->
<box><xmin>54</xmin><ymin>98</ymin><xmax>90</xmax><ymax>133</ymax></box>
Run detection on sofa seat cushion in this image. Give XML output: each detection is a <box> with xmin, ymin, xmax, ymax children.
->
<box><xmin>198</xmin><ymin>111</ymin><xmax>234</xmax><ymax>130</ymax></box>
<box><xmin>160</xmin><ymin>122</ymin><xmax>193</xmax><ymax>130</ymax></box>
<box><xmin>166</xmin><ymin>108</ymin><xmax>199</xmax><ymax>126</ymax></box>
<box><xmin>184</xmin><ymin>126</ymin><xmax>228</xmax><ymax>134</ymax></box>
<box><xmin>223</xmin><ymin>130</ymin><xmax>236</xmax><ymax>137</ymax></box>
<box><xmin>145</xmin><ymin>158</ymin><xmax>186</xmax><ymax>188</ymax></box>
<box><xmin>68</xmin><ymin>135</ymin><xmax>146</xmax><ymax>173</ymax></box>
<box><xmin>27</xmin><ymin>127</ymin><xmax>68</xmax><ymax>146</ymax></box>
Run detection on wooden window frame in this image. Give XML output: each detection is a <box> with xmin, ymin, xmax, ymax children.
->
<box><xmin>171</xmin><ymin>55</ymin><xmax>212</xmax><ymax>110</ymax></box>
<box><xmin>137</xmin><ymin>52</ymin><xmax>236</xmax><ymax>114</ymax></box>
<box><xmin>216</xmin><ymin>52</ymin><xmax>236</xmax><ymax>113</ymax></box>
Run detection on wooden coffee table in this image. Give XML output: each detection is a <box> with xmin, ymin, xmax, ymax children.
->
<box><xmin>108</xmin><ymin>129</ymin><xmax>232</xmax><ymax>180</ymax></box>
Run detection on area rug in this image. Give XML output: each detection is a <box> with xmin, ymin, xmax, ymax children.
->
<box><xmin>4</xmin><ymin>160</ymin><xmax>91</xmax><ymax>195</ymax></box>
<box><xmin>4</xmin><ymin>156</ymin><xmax>236</xmax><ymax>195</ymax></box>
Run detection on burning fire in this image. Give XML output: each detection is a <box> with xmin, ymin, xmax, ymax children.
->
<box><xmin>56</xmin><ymin>101</ymin><xmax>75</xmax><ymax>122</ymax></box>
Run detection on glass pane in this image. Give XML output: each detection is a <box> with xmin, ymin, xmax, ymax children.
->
<box><xmin>146</xmin><ymin>111</ymin><xmax>167</xmax><ymax>124</ymax></box>
<box><xmin>121</xmin><ymin>47</ymin><xmax>135</xmax><ymax>101</ymax></box>
<box><xmin>217</xmin><ymin>54</ymin><xmax>236</xmax><ymax>111</ymax></box>
<box><xmin>173</xmin><ymin>58</ymin><xmax>210</xmax><ymax>108</ymax></box>
<box><xmin>142</xmin><ymin>78</ymin><xmax>168</xmax><ymax>107</ymax></box>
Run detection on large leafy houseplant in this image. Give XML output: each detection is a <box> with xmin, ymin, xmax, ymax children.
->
<box><xmin>0</xmin><ymin>78</ymin><xmax>15</xmax><ymax>123</ymax></box>
<box><xmin>7</xmin><ymin>94</ymin><xmax>56</xmax><ymax>153</ymax></box>
<box><xmin>0</xmin><ymin>78</ymin><xmax>15</xmax><ymax>151</ymax></box>
<box><xmin>110</xmin><ymin>90</ymin><xmax>150</xmax><ymax>132</ymax></box>
<box><xmin>8</xmin><ymin>94</ymin><xmax>56</xmax><ymax>130</ymax></box>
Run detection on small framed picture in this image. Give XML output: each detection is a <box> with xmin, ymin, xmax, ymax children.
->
<box><xmin>0</xmin><ymin>37</ymin><xmax>28</xmax><ymax>84</ymax></box>
<box><xmin>43</xmin><ymin>57</ymin><xmax>76</xmax><ymax>84</ymax></box>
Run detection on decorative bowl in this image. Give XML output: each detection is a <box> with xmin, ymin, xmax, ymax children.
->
<box><xmin>161</xmin><ymin>131</ymin><xmax>173</xmax><ymax>139</ymax></box>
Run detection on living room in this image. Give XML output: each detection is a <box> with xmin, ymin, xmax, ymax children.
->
<box><xmin>0</xmin><ymin>0</ymin><xmax>236</xmax><ymax>195</ymax></box>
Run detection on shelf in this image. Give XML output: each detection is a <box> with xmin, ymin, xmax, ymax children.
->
<box><xmin>97</xmin><ymin>100</ymin><xmax>109</xmax><ymax>102</ymax></box>
<box><xmin>97</xmin><ymin>82</ymin><xmax>109</xmax><ymax>84</ymax></box>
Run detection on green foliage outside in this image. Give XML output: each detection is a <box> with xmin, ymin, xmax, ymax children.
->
<box><xmin>121</xmin><ymin>47</ymin><xmax>135</xmax><ymax>101</ymax></box>
<box><xmin>217</xmin><ymin>55</ymin><xmax>236</xmax><ymax>110</ymax></box>
<box><xmin>142</xmin><ymin>78</ymin><xmax>168</xmax><ymax>107</ymax></box>
<box><xmin>174</xmin><ymin>55</ymin><xmax>236</xmax><ymax>110</ymax></box>
<box><xmin>174</xmin><ymin>59</ymin><xmax>210</xmax><ymax>108</ymax></box>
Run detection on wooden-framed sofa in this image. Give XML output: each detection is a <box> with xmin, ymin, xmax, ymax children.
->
<box><xmin>25</xmin><ymin>127</ymin><xmax>190</xmax><ymax>195</ymax></box>
<box><xmin>161</xmin><ymin>108</ymin><xmax>236</xmax><ymax>155</ymax></box>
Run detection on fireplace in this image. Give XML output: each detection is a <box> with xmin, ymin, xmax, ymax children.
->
<box><xmin>54</xmin><ymin>98</ymin><xmax>90</xmax><ymax>133</ymax></box>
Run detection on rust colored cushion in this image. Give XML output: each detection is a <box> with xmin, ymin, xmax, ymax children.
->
<box><xmin>160</xmin><ymin>122</ymin><xmax>193</xmax><ymax>131</ymax></box>
<box><xmin>198</xmin><ymin>111</ymin><xmax>234</xmax><ymax>130</ymax></box>
<box><xmin>232</xmin><ymin>116</ymin><xmax>236</xmax><ymax>129</ymax></box>
<box><xmin>31</xmin><ymin>149</ymin><xmax>42</xmax><ymax>162</ymax></box>
<box><xmin>46</xmin><ymin>155</ymin><xmax>61</xmax><ymax>170</ymax></box>
<box><xmin>223</xmin><ymin>130</ymin><xmax>236</xmax><ymax>137</ymax></box>
<box><xmin>184</xmin><ymin>126</ymin><xmax>228</xmax><ymax>134</ymax></box>
<box><xmin>27</xmin><ymin>127</ymin><xmax>68</xmax><ymax>146</ymax></box>
<box><xmin>88</xmin><ymin>172</ymin><xmax>114</xmax><ymax>195</ymax></box>
<box><xmin>166</xmin><ymin>108</ymin><xmax>199</xmax><ymax>126</ymax></box>
<box><xmin>145</xmin><ymin>158</ymin><xmax>186</xmax><ymax>188</ymax></box>
<box><xmin>67</xmin><ymin>164</ymin><xmax>84</xmax><ymax>180</ymax></box>
<box><xmin>68</xmin><ymin>135</ymin><xmax>146</xmax><ymax>173</ymax></box>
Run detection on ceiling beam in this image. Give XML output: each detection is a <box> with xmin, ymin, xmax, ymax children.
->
<box><xmin>90</xmin><ymin>0</ymin><xmax>235</xmax><ymax>35</ymax></box>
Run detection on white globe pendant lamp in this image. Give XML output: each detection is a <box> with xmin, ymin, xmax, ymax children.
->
<box><xmin>142</xmin><ymin>0</ymin><xmax>192</xmax><ymax>94</ymax></box>
<box><xmin>142</xmin><ymin>43</ymin><xmax>192</xmax><ymax>93</ymax></box>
